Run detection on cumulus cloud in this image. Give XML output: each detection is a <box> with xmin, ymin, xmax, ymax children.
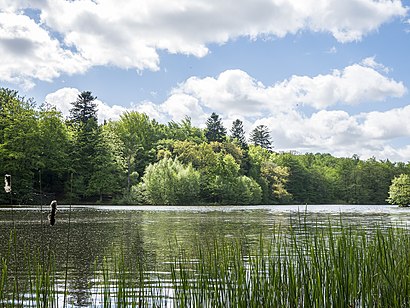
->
<box><xmin>165</xmin><ymin>60</ymin><xmax>406</xmax><ymax>115</ymax></box>
<box><xmin>305</xmin><ymin>0</ymin><xmax>407</xmax><ymax>42</ymax></box>
<box><xmin>44</xmin><ymin>87</ymin><xmax>80</xmax><ymax>118</ymax></box>
<box><xmin>360</xmin><ymin>105</ymin><xmax>410</xmax><ymax>139</ymax></box>
<box><xmin>277</xmin><ymin>62</ymin><xmax>405</xmax><ymax>108</ymax></box>
<box><xmin>0</xmin><ymin>0</ymin><xmax>407</xmax><ymax>86</ymax></box>
<box><xmin>0</xmin><ymin>11</ymin><xmax>89</xmax><ymax>89</ymax></box>
<box><xmin>161</xmin><ymin>94</ymin><xmax>208</xmax><ymax>126</ymax></box>
<box><xmin>44</xmin><ymin>87</ymin><xmax>127</xmax><ymax>123</ymax></box>
<box><xmin>44</xmin><ymin>56</ymin><xmax>410</xmax><ymax>161</ymax></box>
<box><xmin>255</xmin><ymin>106</ymin><xmax>410</xmax><ymax>161</ymax></box>
<box><xmin>155</xmin><ymin>61</ymin><xmax>407</xmax><ymax>161</ymax></box>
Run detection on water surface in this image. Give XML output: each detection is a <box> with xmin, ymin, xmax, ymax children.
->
<box><xmin>0</xmin><ymin>204</ymin><xmax>409</xmax><ymax>306</ymax></box>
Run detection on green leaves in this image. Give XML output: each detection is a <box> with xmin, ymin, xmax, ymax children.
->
<box><xmin>141</xmin><ymin>157</ymin><xmax>200</xmax><ymax>205</ymax></box>
<box><xmin>387</xmin><ymin>174</ymin><xmax>410</xmax><ymax>207</ymax></box>
<box><xmin>0</xmin><ymin>88</ymin><xmax>39</xmax><ymax>202</ymax></box>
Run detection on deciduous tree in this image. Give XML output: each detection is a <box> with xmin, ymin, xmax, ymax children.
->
<box><xmin>387</xmin><ymin>174</ymin><xmax>410</xmax><ymax>207</ymax></box>
<box><xmin>140</xmin><ymin>157</ymin><xmax>200</xmax><ymax>205</ymax></box>
<box><xmin>115</xmin><ymin>111</ymin><xmax>156</xmax><ymax>191</ymax></box>
<box><xmin>0</xmin><ymin>88</ymin><xmax>40</xmax><ymax>203</ymax></box>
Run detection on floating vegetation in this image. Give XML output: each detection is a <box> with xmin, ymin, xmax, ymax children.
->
<box><xmin>1</xmin><ymin>220</ymin><xmax>409</xmax><ymax>307</ymax></box>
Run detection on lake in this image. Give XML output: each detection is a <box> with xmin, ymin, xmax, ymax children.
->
<box><xmin>0</xmin><ymin>204</ymin><xmax>409</xmax><ymax>306</ymax></box>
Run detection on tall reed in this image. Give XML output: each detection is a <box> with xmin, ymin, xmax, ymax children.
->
<box><xmin>165</xmin><ymin>221</ymin><xmax>409</xmax><ymax>307</ymax></box>
<box><xmin>1</xmin><ymin>217</ymin><xmax>409</xmax><ymax>307</ymax></box>
<box><xmin>63</xmin><ymin>173</ymin><xmax>73</xmax><ymax>307</ymax></box>
<box><xmin>0</xmin><ymin>230</ymin><xmax>58</xmax><ymax>307</ymax></box>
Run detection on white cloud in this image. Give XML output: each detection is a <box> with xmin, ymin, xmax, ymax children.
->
<box><xmin>172</xmin><ymin>70</ymin><xmax>271</xmax><ymax>117</ymax></box>
<box><xmin>0</xmin><ymin>0</ymin><xmax>407</xmax><ymax>86</ymax></box>
<box><xmin>255</xmin><ymin>110</ymin><xmax>363</xmax><ymax>151</ymax></box>
<box><xmin>44</xmin><ymin>87</ymin><xmax>127</xmax><ymax>123</ymax></box>
<box><xmin>0</xmin><ymin>11</ymin><xmax>89</xmax><ymax>89</ymax></box>
<box><xmin>166</xmin><ymin>61</ymin><xmax>406</xmax><ymax>115</ymax></box>
<box><xmin>279</xmin><ymin>63</ymin><xmax>405</xmax><ymax>108</ymax></box>
<box><xmin>360</xmin><ymin>105</ymin><xmax>410</xmax><ymax>139</ymax></box>
<box><xmin>132</xmin><ymin>101</ymin><xmax>168</xmax><ymax>123</ymax></box>
<box><xmin>361</xmin><ymin>56</ymin><xmax>390</xmax><ymax>73</ymax></box>
<box><xmin>44</xmin><ymin>57</ymin><xmax>410</xmax><ymax>161</ymax></box>
<box><xmin>44</xmin><ymin>87</ymin><xmax>80</xmax><ymax>118</ymax></box>
<box><xmin>157</xmin><ymin>62</ymin><xmax>408</xmax><ymax>161</ymax></box>
<box><xmin>95</xmin><ymin>101</ymin><xmax>127</xmax><ymax>123</ymax></box>
<box><xmin>305</xmin><ymin>0</ymin><xmax>407</xmax><ymax>42</ymax></box>
<box><xmin>254</xmin><ymin>106</ymin><xmax>410</xmax><ymax>162</ymax></box>
<box><xmin>161</xmin><ymin>94</ymin><xmax>207</xmax><ymax>126</ymax></box>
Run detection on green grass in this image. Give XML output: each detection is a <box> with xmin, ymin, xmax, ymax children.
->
<box><xmin>1</xmin><ymin>220</ymin><xmax>409</xmax><ymax>307</ymax></box>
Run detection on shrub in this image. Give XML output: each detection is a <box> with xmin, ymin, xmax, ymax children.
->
<box><xmin>139</xmin><ymin>157</ymin><xmax>200</xmax><ymax>205</ymax></box>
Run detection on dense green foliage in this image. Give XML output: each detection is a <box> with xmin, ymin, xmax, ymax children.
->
<box><xmin>138</xmin><ymin>157</ymin><xmax>200</xmax><ymax>205</ymax></box>
<box><xmin>1</xmin><ymin>87</ymin><xmax>410</xmax><ymax>205</ymax></box>
<box><xmin>387</xmin><ymin>174</ymin><xmax>410</xmax><ymax>207</ymax></box>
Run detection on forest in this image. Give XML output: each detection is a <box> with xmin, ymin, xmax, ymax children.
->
<box><xmin>1</xmin><ymin>87</ymin><xmax>409</xmax><ymax>205</ymax></box>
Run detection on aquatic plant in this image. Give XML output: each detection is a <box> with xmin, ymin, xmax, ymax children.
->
<box><xmin>166</xmin><ymin>223</ymin><xmax>410</xmax><ymax>307</ymax></box>
<box><xmin>0</xmin><ymin>219</ymin><xmax>409</xmax><ymax>307</ymax></box>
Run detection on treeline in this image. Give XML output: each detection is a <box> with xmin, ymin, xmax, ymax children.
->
<box><xmin>1</xmin><ymin>88</ymin><xmax>409</xmax><ymax>205</ymax></box>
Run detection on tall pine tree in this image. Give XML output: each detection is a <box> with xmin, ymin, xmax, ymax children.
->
<box><xmin>249</xmin><ymin>125</ymin><xmax>272</xmax><ymax>151</ymax></box>
<box><xmin>69</xmin><ymin>91</ymin><xmax>98</xmax><ymax>124</ymax></box>
<box><xmin>230</xmin><ymin>119</ymin><xmax>248</xmax><ymax>149</ymax></box>
<box><xmin>69</xmin><ymin>91</ymin><xmax>100</xmax><ymax>200</ymax></box>
<box><xmin>205</xmin><ymin>112</ymin><xmax>227</xmax><ymax>143</ymax></box>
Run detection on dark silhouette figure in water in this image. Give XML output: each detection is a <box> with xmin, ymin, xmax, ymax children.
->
<box><xmin>48</xmin><ymin>200</ymin><xmax>57</xmax><ymax>226</ymax></box>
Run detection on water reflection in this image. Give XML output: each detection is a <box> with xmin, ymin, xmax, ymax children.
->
<box><xmin>0</xmin><ymin>204</ymin><xmax>409</xmax><ymax>306</ymax></box>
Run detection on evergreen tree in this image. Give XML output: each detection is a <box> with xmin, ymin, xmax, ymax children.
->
<box><xmin>87</xmin><ymin>123</ymin><xmax>126</xmax><ymax>202</ymax></box>
<box><xmin>205</xmin><ymin>112</ymin><xmax>227</xmax><ymax>143</ymax></box>
<box><xmin>69</xmin><ymin>91</ymin><xmax>98</xmax><ymax>124</ymax></box>
<box><xmin>249</xmin><ymin>125</ymin><xmax>272</xmax><ymax>151</ymax></box>
<box><xmin>68</xmin><ymin>91</ymin><xmax>100</xmax><ymax>200</ymax></box>
<box><xmin>230</xmin><ymin>119</ymin><xmax>248</xmax><ymax>149</ymax></box>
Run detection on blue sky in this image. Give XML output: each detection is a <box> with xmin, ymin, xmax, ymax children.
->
<box><xmin>1</xmin><ymin>0</ymin><xmax>410</xmax><ymax>161</ymax></box>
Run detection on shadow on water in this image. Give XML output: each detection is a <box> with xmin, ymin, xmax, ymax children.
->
<box><xmin>0</xmin><ymin>206</ymin><xmax>149</xmax><ymax>306</ymax></box>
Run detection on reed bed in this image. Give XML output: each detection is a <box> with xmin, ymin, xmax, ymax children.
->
<box><xmin>167</xmin><ymin>224</ymin><xmax>409</xmax><ymax>307</ymax></box>
<box><xmin>1</xmin><ymin>220</ymin><xmax>409</xmax><ymax>307</ymax></box>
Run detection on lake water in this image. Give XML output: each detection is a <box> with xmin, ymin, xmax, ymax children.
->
<box><xmin>1</xmin><ymin>204</ymin><xmax>409</xmax><ymax>306</ymax></box>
